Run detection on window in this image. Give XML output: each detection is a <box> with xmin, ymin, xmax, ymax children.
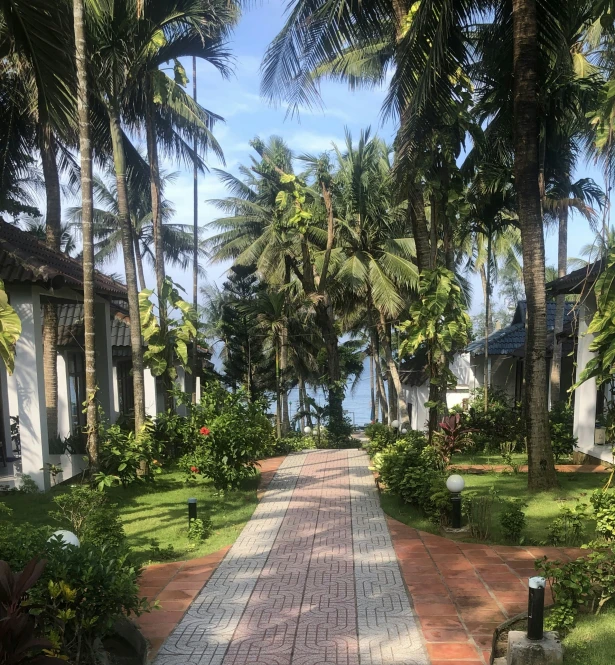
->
<box><xmin>116</xmin><ymin>360</ymin><xmax>134</xmax><ymax>416</ymax></box>
<box><xmin>67</xmin><ymin>353</ymin><xmax>86</xmax><ymax>433</ymax></box>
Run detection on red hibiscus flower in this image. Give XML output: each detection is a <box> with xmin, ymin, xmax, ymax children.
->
<box><xmin>200</xmin><ymin>426</ymin><xmax>211</xmax><ymax>436</ymax></box>
<box><xmin>190</xmin><ymin>466</ymin><xmax>198</xmax><ymax>473</ymax></box>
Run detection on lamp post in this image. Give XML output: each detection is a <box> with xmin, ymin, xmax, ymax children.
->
<box><xmin>527</xmin><ymin>576</ymin><xmax>546</xmax><ymax>640</ymax></box>
<box><xmin>188</xmin><ymin>497</ymin><xmax>197</xmax><ymax>526</ymax></box>
<box><xmin>446</xmin><ymin>474</ymin><xmax>465</xmax><ymax>529</ymax></box>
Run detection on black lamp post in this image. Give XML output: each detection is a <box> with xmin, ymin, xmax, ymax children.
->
<box><xmin>446</xmin><ymin>474</ymin><xmax>465</xmax><ymax>529</ymax></box>
<box><xmin>527</xmin><ymin>576</ymin><xmax>546</xmax><ymax>640</ymax></box>
<box><xmin>188</xmin><ymin>497</ymin><xmax>197</xmax><ymax>526</ymax></box>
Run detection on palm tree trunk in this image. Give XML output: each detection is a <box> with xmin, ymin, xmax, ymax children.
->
<box><xmin>132</xmin><ymin>226</ymin><xmax>146</xmax><ymax>291</ymax></box>
<box><xmin>371</xmin><ymin>328</ymin><xmax>388</xmax><ymax>423</ymax></box>
<box><xmin>275</xmin><ymin>341</ymin><xmax>282</xmax><ymax>438</ymax></box>
<box><xmin>550</xmin><ymin>206</ymin><xmax>568</xmax><ymax>405</ymax></box>
<box><xmin>379</xmin><ymin>312</ymin><xmax>409</xmax><ymax>425</ymax></box>
<box><xmin>512</xmin><ymin>0</ymin><xmax>557</xmax><ymax>489</ymax></box>
<box><xmin>145</xmin><ymin>88</ymin><xmax>172</xmax><ymax>412</ymax></box>
<box><xmin>369</xmin><ymin>345</ymin><xmax>376</xmax><ymax>422</ymax></box>
<box><xmin>484</xmin><ymin>231</ymin><xmax>492</xmax><ymax>412</ymax></box>
<box><xmin>73</xmin><ymin>0</ymin><xmax>98</xmax><ymax>463</ymax></box>
<box><xmin>298</xmin><ymin>375</ymin><xmax>306</xmax><ymax>431</ymax></box>
<box><xmin>39</xmin><ymin>120</ymin><xmax>61</xmax><ymax>442</ymax></box>
<box><xmin>280</xmin><ymin>326</ymin><xmax>291</xmax><ymax>434</ymax></box>
<box><xmin>191</xmin><ymin>55</ymin><xmax>199</xmax><ymax>404</ymax></box>
<box><xmin>408</xmin><ymin>180</ymin><xmax>431</xmax><ymax>272</ymax></box>
<box><xmin>109</xmin><ymin>109</ymin><xmax>146</xmax><ymax>433</ymax></box>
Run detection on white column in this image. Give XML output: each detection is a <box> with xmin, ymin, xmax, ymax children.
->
<box><xmin>6</xmin><ymin>286</ymin><xmax>49</xmax><ymax>490</ymax></box>
<box><xmin>144</xmin><ymin>368</ymin><xmax>157</xmax><ymax>420</ymax></box>
<box><xmin>175</xmin><ymin>366</ymin><xmax>187</xmax><ymax>416</ymax></box>
<box><xmin>573</xmin><ymin>302</ymin><xmax>597</xmax><ymax>456</ymax></box>
<box><xmin>94</xmin><ymin>301</ymin><xmax>115</xmax><ymax>421</ymax></box>
<box><xmin>111</xmin><ymin>362</ymin><xmax>120</xmax><ymax>420</ymax></box>
<box><xmin>56</xmin><ymin>353</ymin><xmax>71</xmax><ymax>439</ymax></box>
<box><xmin>0</xmin><ymin>364</ymin><xmax>11</xmax><ymax>459</ymax></box>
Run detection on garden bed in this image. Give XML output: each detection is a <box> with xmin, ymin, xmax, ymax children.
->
<box><xmin>0</xmin><ymin>465</ymin><xmax>266</xmax><ymax>565</ymax></box>
<box><xmin>380</xmin><ymin>470</ymin><xmax>607</xmax><ymax>546</ymax></box>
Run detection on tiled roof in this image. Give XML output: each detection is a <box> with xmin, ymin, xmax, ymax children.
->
<box><xmin>57</xmin><ymin>303</ymin><xmax>131</xmax><ymax>347</ymax></box>
<box><xmin>466</xmin><ymin>301</ymin><xmax>575</xmax><ymax>356</ymax></box>
<box><xmin>0</xmin><ymin>218</ymin><xmax>127</xmax><ymax>298</ymax></box>
<box><xmin>546</xmin><ymin>261</ymin><xmax>602</xmax><ymax>296</ymax></box>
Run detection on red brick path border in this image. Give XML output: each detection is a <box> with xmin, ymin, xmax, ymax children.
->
<box><xmin>452</xmin><ymin>463</ymin><xmax>610</xmax><ymax>474</ymax></box>
<box><xmin>136</xmin><ymin>455</ymin><xmax>286</xmax><ymax>660</ymax></box>
<box><xmin>388</xmin><ymin>518</ymin><xmax>581</xmax><ymax>664</ymax></box>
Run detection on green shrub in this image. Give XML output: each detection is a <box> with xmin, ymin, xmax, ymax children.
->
<box><xmin>550</xmin><ymin>401</ymin><xmax>577</xmax><ymax>462</ymax></box>
<box><xmin>537</xmin><ymin>542</ymin><xmax>615</xmax><ymax>631</ymax></box>
<box><xmin>272</xmin><ymin>432</ymin><xmax>316</xmax><ymax>455</ymax></box>
<box><xmin>591</xmin><ymin>490</ymin><xmax>615</xmax><ymax>541</ymax></box>
<box><xmin>180</xmin><ymin>389</ymin><xmax>274</xmax><ymax>489</ymax></box>
<box><xmin>462</xmin><ymin>388</ymin><xmax>522</xmax><ymax>453</ymax></box>
<box><xmin>376</xmin><ymin>438</ymin><xmax>446</xmax><ymax>522</ymax></box>
<box><xmin>547</xmin><ymin>501</ymin><xmax>589</xmax><ymax>546</ymax></box>
<box><xmin>188</xmin><ymin>517</ymin><xmax>213</xmax><ymax>542</ymax></box>
<box><xmin>99</xmin><ymin>423</ymin><xmax>162</xmax><ymax>487</ymax></box>
<box><xmin>465</xmin><ymin>493</ymin><xmax>495</xmax><ymax>540</ymax></box>
<box><xmin>365</xmin><ymin>422</ymin><xmax>398</xmax><ymax>454</ymax></box>
<box><xmin>500</xmin><ymin>501</ymin><xmax>527</xmax><ymax>543</ymax></box>
<box><xmin>51</xmin><ymin>485</ymin><xmax>125</xmax><ymax>549</ymax></box>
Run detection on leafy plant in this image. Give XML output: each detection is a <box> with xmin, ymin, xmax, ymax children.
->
<box><xmin>0</xmin><ymin>558</ymin><xmax>60</xmax><ymax>664</ymax></box>
<box><xmin>50</xmin><ymin>486</ymin><xmax>125</xmax><ymax>549</ymax></box>
<box><xmin>433</xmin><ymin>413</ymin><xmax>475</xmax><ymax>467</ymax></box>
<box><xmin>0</xmin><ymin>278</ymin><xmax>22</xmax><ymax>375</ymax></box>
<box><xmin>18</xmin><ymin>475</ymin><xmax>39</xmax><ymax>494</ymax></box>
<box><xmin>139</xmin><ymin>277</ymin><xmax>198</xmax><ymax>378</ymax></box>
<box><xmin>40</xmin><ymin>464</ymin><xmax>63</xmax><ymax>487</ymax></box>
<box><xmin>462</xmin><ymin>388</ymin><xmax>522</xmax><ymax>453</ymax></box>
<box><xmin>187</xmin><ymin>517</ymin><xmax>212</xmax><ymax>542</ymax></box>
<box><xmin>500</xmin><ymin>440</ymin><xmax>522</xmax><ymax>473</ymax></box>
<box><xmin>547</xmin><ymin>501</ymin><xmax>589</xmax><ymax>546</ymax></box>
<box><xmin>591</xmin><ymin>490</ymin><xmax>615</xmax><ymax>541</ymax></box>
<box><xmin>549</xmin><ymin>402</ymin><xmax>577</xmax><ymax>462</ymax></box>
<box><xmin>500</xmin><ymin>500</ymin><xmax>527</xmax><ymax>544</ymax></box>
<box><xmin>537</xmin><ymin>542</ymin><xmax>615</xmax><ymax>631</ymax></box>
<box><xmin>99</xmin><ymin>423</ymin><xmax>161</xmax><ymax>488</ymax></box>
<box><xmin>464</xmin><ymin>492</ymin><xmax>495</xmax><ymax>540</ymax></box>
<box><xmin>364</xmin><ymin>422</ymin><xmax>398</xmax><ymax>454</ymax></box>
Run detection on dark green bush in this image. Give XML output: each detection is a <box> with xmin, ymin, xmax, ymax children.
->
<box><xmin>179</xmin><ymin>388</ymin><xmax>274</xmax><ymax>489</ymax></box>
<box><xmin>271</xmin><ymin>432</ymin><xmax>316</xmax><ymax>455</ymax></box>
<box><xmin>500</xmin><ymin>501</ymin><xmax>526</xmax><ymax>543</ymax></box>
<box><xmin>365</xmin><ymin>422</ymin><xmax>398</xmax><ymax>454</ymax></box>
<box><xmin>462</xmin><ymin>388</ymin><xmax>522</xmax><ymax>453</ymax></box>
<box><xmin>549</xmin><ymin>401</ymin><xmax>577</xmax><ymax>462</ymax></box>
<box><xmin>591</xmin><ymin>489</ymin><xmax>615</xmax><ymax>541</ymax></box>
<box><xmin>376</xmin><ymin>438</ymin><xmax>447</xmax><ymax>522</ymax></box>
<box><xmin>51</xmin><ymin>485</ymin><xmax>126</xmax><ymax>549</ymax></box>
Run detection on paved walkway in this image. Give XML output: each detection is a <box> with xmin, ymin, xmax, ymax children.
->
<box><xmin>140</xmin><ymin>451</ymin><xmax>583</xmax><ymax>665</ymax></box>
<box><xmin>151</xmin><ymin>449</ymin><xmax>428</xmax><ymax>665</ymax></box>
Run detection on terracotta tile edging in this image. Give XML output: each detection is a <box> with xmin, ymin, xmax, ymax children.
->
<box><xmin>135</xmin><ymin>454</ymin><xmax>287</xmax><ymax>661</ymax></box>
<box><xmin>387</xmin><ymin>517</ymin><xmax>577</xmax><ymax>664</ymax></box>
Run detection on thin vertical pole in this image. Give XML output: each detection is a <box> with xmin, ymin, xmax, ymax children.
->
<box><xmin>191</xmin><ymin>56</ymin><xmax>199</xmax><ymax>403</ymax></box>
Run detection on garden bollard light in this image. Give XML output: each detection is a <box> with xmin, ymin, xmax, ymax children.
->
<box><xmin>446</xmin><ymin>474</ymin><xmax>465</xmax><ymax>529</ymax></box>
<box><xmin>390</xmin><ymin>419</ymin><xmax>399</xmax><ymax>429</ymax></box>
<box><xmin>527</xmin><ymin>576</ymin><xmax>546</xmax><ymax>641</ymax></box>
<box><xmin>188</xmin><ymin>497</ymin><xmax>197</xmax><ymax>526</ymax></box>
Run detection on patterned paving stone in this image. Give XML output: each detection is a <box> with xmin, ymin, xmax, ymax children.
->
<box><xmin>154</xmin><ymin>450</ymin><xmax>429</xmax><ymax>665</ymax></box>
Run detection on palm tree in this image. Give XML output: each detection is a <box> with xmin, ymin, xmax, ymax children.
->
<box><xmin>73</xmin><ymin>0</ymin><xmax>98</xmax><ymax>462</ymax></box>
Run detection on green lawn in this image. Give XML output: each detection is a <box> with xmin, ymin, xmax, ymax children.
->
<box><xmin>380</xmin><ymin>471</ymin><xmax>607</xmax><ymax>545</ymax></box>
<box><xmin>451</xmin><ymin>451</ymin><xmax>529</xmax><ymax>467</ymax></box>
<box><xmin>562</xmin><ymin>608</ymin><xmax>615</xmax><ymax>665</ymax></box>
<box><xmin>1</xmin><ymin>467</ymin><xmax>262</xmax><ymax>565</ymax></box>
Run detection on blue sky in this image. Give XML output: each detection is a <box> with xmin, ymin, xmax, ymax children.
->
<box><xmin>113</xmin><ymin>0</ymin><xmax>607</xmax><ymax>317</ymax></box>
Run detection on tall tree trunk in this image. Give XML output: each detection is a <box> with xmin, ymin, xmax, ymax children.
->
<box><xmin>145</xmin><ymin>87</ymin><xmax>171</xmax><ymax>412</ymax></box>
<box><xmin>369</xmin><ymin>345</ymin><xmax>376</xmax><ymax>422</ymax></box>
<box><xmin>371</xmin><ymin>328</ymin><xmax>388</xmax><ymax>423</ymax></box>
<box><xmin>550</xmin><ymin>206</ymin><xmax>568</xmax><ymax>405</ymax></box>
<box><xmin>380</xmin><ymin>312</ymin><xmax>409</xmax><ymax>425</ymax></box>
<box><xmin>73</xmin><ymin>0</ymin><xmax>98</xmax><ymax>462</ymax></box>
<box><xmin>132</xmin><ymin>227</ymin><xmax>146</xmax><ymax>291</ymax></box>
<box><xmin>280</xmin><ymin>326</ymin><xmax>291</xmax><ymax>434</ymax></box>
<box><xmin>191</xmin><ymin>56</ymin><xmax>200</xmax><ymax>404</ymax></box>
<box><xmin>275</xmin><ymin>342</ymin><xmax>282</xmax><ymax>438</ymax></box>
<box><xmin>512</xmin><ymin>0</ymin><xmax>557</xmax><ymax>489</ymax></box>
<box><xmin>484</xmin><ymin>231</ymin><xmax>492</xmax><ymax>412</ymax></box>
<box><xmin>109</xmin><ymin>109</ymin><xmax>146</xmax><ymax>433</ymax></box>
<box><xmin>39</xmin><ymin>120</ymin><xmax>60</xmax><ymax>442</ymax></box>
<box><xmin>298</xmin><ymin>375</ymin><xmax>306</xmax><ymax>431</ymax></box>
<box><xmin>408</xmin><ymin>183</ymin><xmax>432</xmax><ymax>273</ymax></box>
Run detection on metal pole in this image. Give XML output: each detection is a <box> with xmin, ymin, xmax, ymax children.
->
<box><xmin>188</xmin><ymin>498</ymin><xmax>197</xmax><ymax>526</ymax></box>
<box><xmin>451</xmin><ymin>493</ymin><xmax>462</xmax><ymax>529</ymax></box>
<box><xmin>527</xmin><ymin>576</ymin><xmax>546</xmax><ymax>641</ymax></box>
